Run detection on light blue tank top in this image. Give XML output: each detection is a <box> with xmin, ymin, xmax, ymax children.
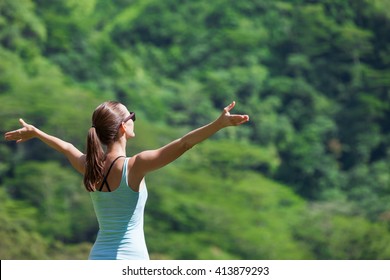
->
<box><xmin>89</xmin><ymin>157</ymin><xmax>149</xmax><ymax>260</ymax></box>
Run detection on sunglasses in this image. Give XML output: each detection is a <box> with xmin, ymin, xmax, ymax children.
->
<box><xmin>123</xmin><ymin>112</ymin><xmax>136</xmax><ymax>124</ymax></box>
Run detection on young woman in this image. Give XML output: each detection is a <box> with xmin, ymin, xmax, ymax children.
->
<box><xmin>4</xmin><ymin>100</ymin><xmax>249</xmax><ymax>259</ymax></box>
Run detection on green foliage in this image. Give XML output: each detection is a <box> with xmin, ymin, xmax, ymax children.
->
<box><xmin>295</xmin><ymin>203</ymin><xmax>390</xmax><ymax>259</ymax></box>
<box><xmin>0</xmin><ymin>0</ymin><xmax>46</xmax><ymax>58</ymax></box>
<box><xmin>180</xmin><ymin>139</ymin><xmax>281</xmax><ymax>176</ymax></box>
<box><xmin>0</xmin><ymin>187</ymin><xmax>91</xmax><ymax>259</ymax></box>
<box><xmin>1</xmin><ymin>0</ymin><xmax>390</xmax><ymax>259</ymax></box>
<box><xmin>5</xmin><ymin>161</ymin><xmax>95</xmax><ymax>241</ymax></box>
<box><xmin>146</xmin><ymin>167</ymin><xmax>310</xmax><ymax>259</ymax></box>
<box><xmin>0</xmin><ymin>187</ymin><xmax>48</xmax><ymax>259</ymax></box>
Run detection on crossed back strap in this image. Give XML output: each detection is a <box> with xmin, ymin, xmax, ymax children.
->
<box><xmin>98</xmin><ymin>156</ymin><xmax>125</xmax><ymax>192</ymax></box>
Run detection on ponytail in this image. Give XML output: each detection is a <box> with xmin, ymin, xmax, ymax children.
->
<box><xmin>84</xmin><ymin>126</ymin><xmax>105</xmax><ymax>192</ymax></box>
<box><xmin>83</xmin><ymin>101</ymin><xmax>128</xmax><ymax>191</ymax></box>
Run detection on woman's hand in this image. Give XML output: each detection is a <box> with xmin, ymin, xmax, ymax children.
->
<box><xmin>4</xmin><ymin>119</ymin><xmax>37</xmax><ymax>143</ymax></box>
<box><xmin>217</xmin><ymin>101</ymin><xmax>250</xmax><ymax>128</ymax></box>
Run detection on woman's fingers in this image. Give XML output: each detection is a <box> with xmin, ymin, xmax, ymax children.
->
<box><xmin>224</xmin><ymin>101</ymin><xmax>236</xmax><ymax>113</ymax></box>
<box><xmin>4</xmin><ymin>119</ymin><xmax>31</xmax><ymax>142</ymax></box>
<box><xmin>4</xmin><ymin>130</ymin><xmax>18</xmax><ymax>141</ymax></box>
<box><xmin>230</xmin><ymin>114</ymin><xmax>250</xmax><ymax>126</ymax></box>
<box><xmin>220</xmin><ymin>101</ymin><xmax>250</xmax><ymax>127</ymax></box>
<box><xmin>19</xmin><ymin>118</ymin><xmax>27</xmax><ymax>127</ymax></box>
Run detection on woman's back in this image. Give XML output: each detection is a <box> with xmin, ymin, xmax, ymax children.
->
<box><xmin>89</xmin><ymin>157</ymin><xmax>149</xmax><ymax>260</ymax></box>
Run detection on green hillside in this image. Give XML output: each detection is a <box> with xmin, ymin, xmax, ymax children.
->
<box><xmin>1</xmin><ymin>0</ymin><xmax>390</xmax><ymax>259</ymax></box>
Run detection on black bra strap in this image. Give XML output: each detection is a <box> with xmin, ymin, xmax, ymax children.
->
<box><xmin>99</xmin><ymin>156</ymin><xmax>125</xmax><ymax>192</ymax></box>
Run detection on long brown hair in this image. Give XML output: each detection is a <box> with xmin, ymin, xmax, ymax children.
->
<box><xmin>84</xmin><ymin>101</ymin><xmax>128</xmax><ymax>191</ymax></box>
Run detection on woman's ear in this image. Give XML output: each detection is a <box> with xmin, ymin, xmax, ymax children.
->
<box><xmin>119</xmin><ymin>122</ymin><xmax>126</xmax><ymax>133</ymax></box>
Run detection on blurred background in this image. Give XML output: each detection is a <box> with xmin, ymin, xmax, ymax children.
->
<box><xmin>0</xmin><ymin>0</ymin><xmax>390</xmax><ymax>259</ymax></box>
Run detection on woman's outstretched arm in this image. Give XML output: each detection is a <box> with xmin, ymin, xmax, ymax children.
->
<box><xmin>4</xmin><ymin>119</ymin><xmax>85</xmax><ymax>174</ymax></box>
<box><xmin>132</xmin><ymin>101</ymin><xmax>249</xmax><ymax>176</ymax></box>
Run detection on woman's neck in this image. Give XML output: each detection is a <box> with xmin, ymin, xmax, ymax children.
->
<box><xmin>106</xmin><ymin>140</ymin><xmax>126</xmax><ymax>158</ymax></box>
